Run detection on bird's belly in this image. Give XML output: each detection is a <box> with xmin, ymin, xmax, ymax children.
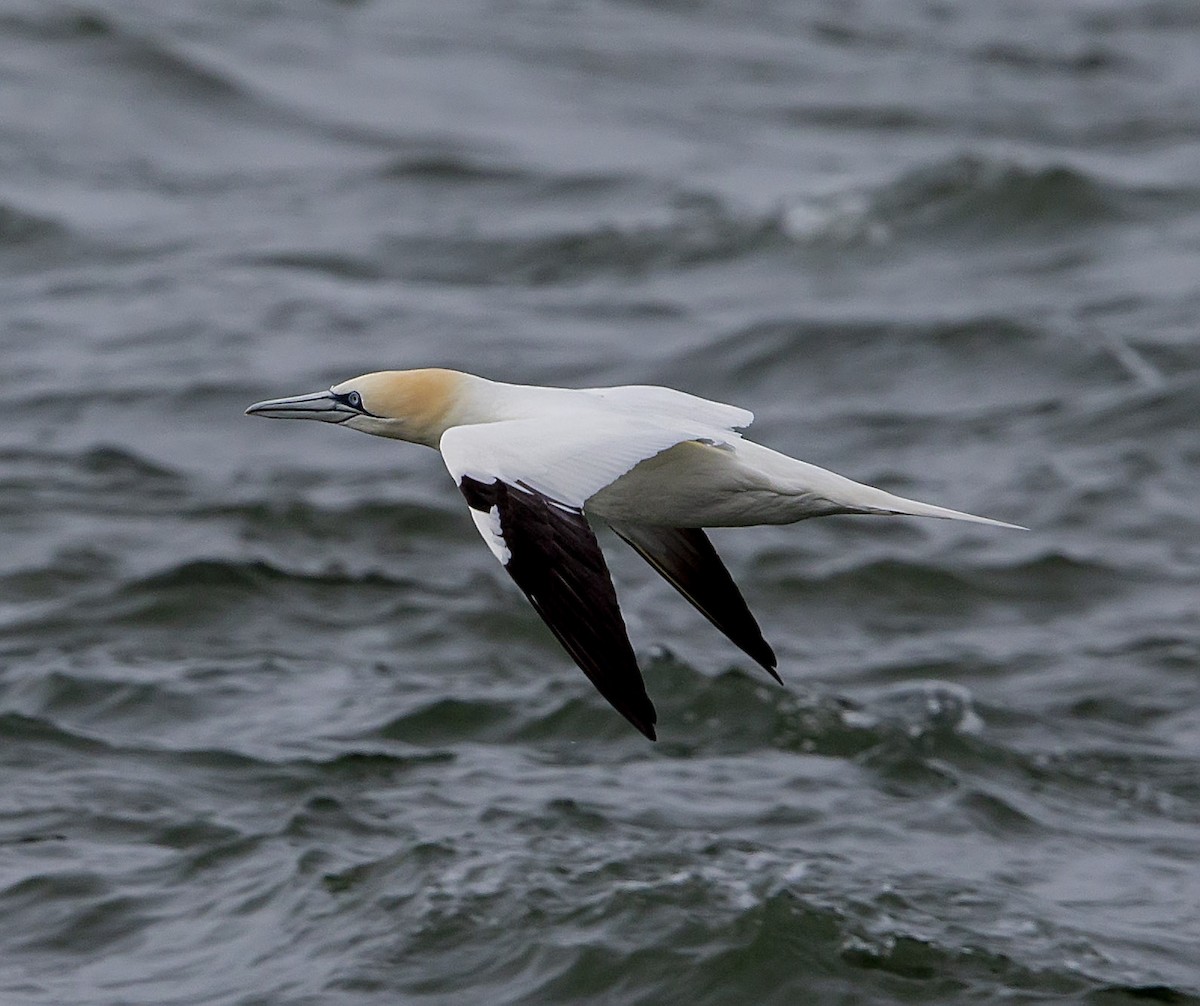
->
<box><xmin>586</xmin><ymin>440</ymin><xmax>832</xmax><ymax>527</ymax></box>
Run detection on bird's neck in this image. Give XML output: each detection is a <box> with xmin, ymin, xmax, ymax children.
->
<box><xmin>442</xmin><ymin>375</ymin><xmax>574</xmax><ymax>433</ymax></box>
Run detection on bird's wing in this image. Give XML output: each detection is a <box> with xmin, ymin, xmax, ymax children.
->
<box><xmin>441</xmin><ymin>415</ymin><xmax>739</xmax><ymax>509</ymax></box>
<box><xmin>455</xmin><ymin>475</ymin><xmax>656</xmax><ymax>738</ymax></box>
<box><xmin>608</xmin><ymin>523</ymin><xmax>779</xmax><ymax>681</ymax></box>
<box><xmin>441</xmin><ymin>417</ymin><xmax>728</xmax><ymax>740</ymax></box>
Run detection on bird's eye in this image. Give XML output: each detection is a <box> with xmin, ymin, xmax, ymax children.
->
<box><xmin>347</xmin><ymin>391</ymin><xmax>362</xmax><ymax>409</ymax></box>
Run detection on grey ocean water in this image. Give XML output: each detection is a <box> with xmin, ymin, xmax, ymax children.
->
<box><xmin>2</xmin><ymin>1</ymin><xmax>1199</xmax><ymax>1002</ymax></box>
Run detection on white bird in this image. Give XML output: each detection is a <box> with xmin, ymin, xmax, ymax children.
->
<box><xmin>247</xmin><ymin>369</ymin><xmax>1021</xmax><ymax>740</ymax></box>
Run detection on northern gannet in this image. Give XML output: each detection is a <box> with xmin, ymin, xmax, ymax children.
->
<box><xmin>247</xmin><ymin>369</ymin><xmax>1021</xmax><ymax>740</ymax></box>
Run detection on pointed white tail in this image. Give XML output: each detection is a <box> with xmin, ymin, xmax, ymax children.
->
<box><xmin>845</xmin><ymin>486</ymin><xmax>1027</xmax><ymax>530</ymax></box>
<box><xmin>768</xmin><ymin>451</ymin><xmax>1027</xmax><ymax>530</ymax></box>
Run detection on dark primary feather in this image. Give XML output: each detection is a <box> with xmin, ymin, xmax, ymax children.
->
<box><xmin>609</xmin><ymin>523</ymin><xmax>778</xmax><ymax>680</ymax></box>
<box><xmin>458</xmin><ymin>477</ymin><xmax>657</xmax><ymax>740</ymax></box>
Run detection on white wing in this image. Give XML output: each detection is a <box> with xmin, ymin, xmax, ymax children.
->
<box><xmin>439</xmin><ymin>413</ymin><xmax>741</xmax><ymax>740</ymax></box>
<box><xmin>440</xmin><ymin>414</ymin><xmax>739</xmax><ymax>508</ymax></box>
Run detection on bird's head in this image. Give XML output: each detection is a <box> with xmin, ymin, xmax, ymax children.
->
<box><xmin>245</xmin><ymin>368</ymin><xmax>464</xmax><ymax>447</ymax></box>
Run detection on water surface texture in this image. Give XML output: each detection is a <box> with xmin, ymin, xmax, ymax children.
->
<box><xmin>2</xmin><ymin>1</ymin><xmax>1199</xmax><ymax>1003</ymax></box>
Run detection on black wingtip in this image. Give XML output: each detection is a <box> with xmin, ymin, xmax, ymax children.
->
<box><xmin>752</xmin><ymin>642</ymin><xmax>782</xmax><ymax>684</ymax></box>
<box><xmin>467</xmin><ymin>480</ymin><xmax>661</xmax><ymax>744</ymax></box>
<box><xmin>759</xmin><ymin>657</ymin><xmax>783</xmax><ymax>685</ymax></box>
<box><xmin>621</xmin><ymin>701</ymin><xmax>658</xmax><ymax>741</ymax></box>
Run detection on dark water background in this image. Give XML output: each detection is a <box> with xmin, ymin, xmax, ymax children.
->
<box><xmin>3</xmin><ymin>1</ymin><xmax>1200</xmax><ymax>1003</ymax></box>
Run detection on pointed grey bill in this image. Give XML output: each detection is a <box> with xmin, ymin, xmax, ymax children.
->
<box><xmin>609</xmin><ymin>523</ymin><xmax>779</xmax><ymax>681</ymax></box>
<box><xmin>245</xmin><ymin>390</ymin><xmax>355</xmax><ymax>423</ymax></box>
<box><xmin>457</xmin><ymin>476</ymin><xmax>658</xmax><ymax>741</ymax></box>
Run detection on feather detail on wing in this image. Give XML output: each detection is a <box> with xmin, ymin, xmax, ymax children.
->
<box><xmin>440</xmin><ymin>416</ymin><xmax>739</xmax><ymax>508</ymax></box>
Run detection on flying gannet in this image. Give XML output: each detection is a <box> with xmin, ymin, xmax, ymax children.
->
<box><xmin>247</xmin><ymin>369</ymin><xmax>1021</xmax><ymax>740</ymax></box>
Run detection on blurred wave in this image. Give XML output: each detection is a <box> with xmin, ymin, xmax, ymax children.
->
<box><xmin>783</xmin><ymin>154</ymin><xmax>1172</xmax><ymax>245</ymax></box>
<box><xmin>230</xmin><ymin>153</ymin><xmax>1177</xmax><ymax>292</ymax></box>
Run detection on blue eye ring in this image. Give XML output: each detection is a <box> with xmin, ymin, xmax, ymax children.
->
<box><xmin>347</xmin><ymin>391</ymin><xmax>362</xmax><ymax>409</ymax></box>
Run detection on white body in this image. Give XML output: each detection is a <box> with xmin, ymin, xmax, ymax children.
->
<box><xmin>436</xmin><ymin>373</ymin><xmax>1019</xmax><ymax>530</ymax></box>
<box><xmin>247</xmin><ymin>368</ymin><xmax>1020</xmax><ymax>531</ymax></box>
